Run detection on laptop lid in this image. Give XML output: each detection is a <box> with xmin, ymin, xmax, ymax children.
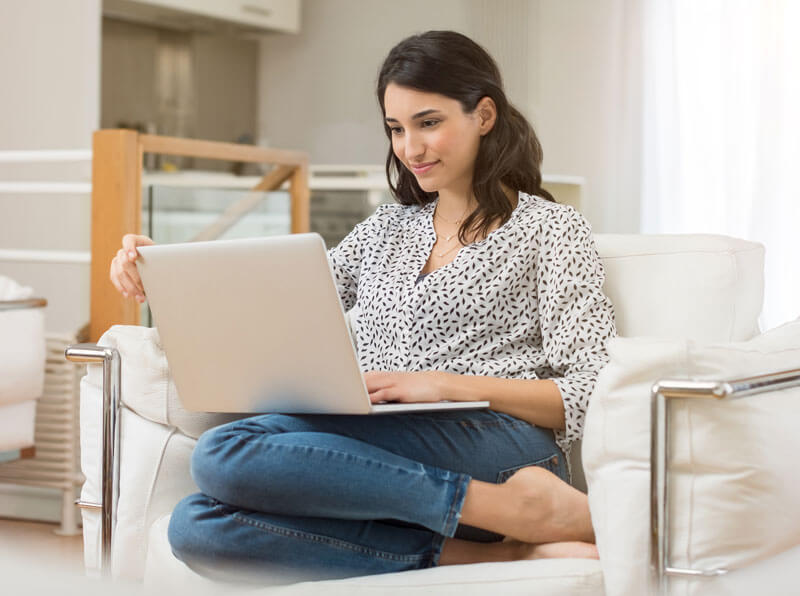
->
<box><xmin>137</xmin><ymin>234</ymin><xmax>372</xmax><ymax>414</ymax></box>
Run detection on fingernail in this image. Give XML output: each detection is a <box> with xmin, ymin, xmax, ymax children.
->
<box><xmin>122</xmin><ymin>291</ymin><xmax>128</xmax><ymax>297</ymax></box>
<box><xmin>128</xmin><ymin>251</ymin><xmax>136</xmax><ymax>259</ymax></box>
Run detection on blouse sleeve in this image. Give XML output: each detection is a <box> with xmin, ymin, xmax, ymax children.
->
<box><xmin>326</xmin><ymin>205</ymin><xmax>391</xmax><ymax>312</ymax></box>
<box><xmin>535</xmin><ymin>207</ymin><xmax>617</xmax><ymax>445</ymax></box>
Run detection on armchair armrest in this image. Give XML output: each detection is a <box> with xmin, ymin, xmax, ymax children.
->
<box><xmin>651</xmin><ymin>368</ymin><xmax>800</xmax><ymax>593</ymax></box>
<box><xmin>65</xmin><ymin>343</ymin><xmax>120</xmax><ymax>577</ymax></box>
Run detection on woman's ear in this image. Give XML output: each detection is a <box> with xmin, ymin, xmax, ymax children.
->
<box><xmin>476</xmin><ymin>97</ymin><xmax>498</xmax><ymax>136</ymax></box>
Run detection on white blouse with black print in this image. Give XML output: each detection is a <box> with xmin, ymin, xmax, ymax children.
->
<box><xmin>327</xmin><ymin>191</ymin><xmax>617</xmax><ymax>458</ymax></box>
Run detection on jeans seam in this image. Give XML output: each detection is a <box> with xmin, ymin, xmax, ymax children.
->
<box><xmin>228</xmin><ymin>438</ymin><xmax>461</xmax><ymax>485</ymax></box>
<box><xmin>428</xmin><ymin>531</ymin><xmax>448</xmax><ymax>567</ymax></box>
<box><xmin>223</xmin><ymin>506</ymin><xmax>433</xmax><ymax>564</ymax></box>
<box><xmin>403</xmin><ymin>414</ymin><xmax>527</xmax><ymax>429</ymax></box>
<box><xmin>440</xmin><ymin>473</ymin><xmax>469</xmax><ymax>538</ymax></box>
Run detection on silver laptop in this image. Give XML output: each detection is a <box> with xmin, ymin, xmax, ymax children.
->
<box><xmin>136</xmin><ymin>234</ymin><xmax>490</xmax><ymax>415</ymax></box>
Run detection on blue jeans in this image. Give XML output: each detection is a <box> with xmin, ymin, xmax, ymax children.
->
<box><xmin>168</xmin><ymin>410</ymin><xmax>566</xmax><ymax>584</ymax></box>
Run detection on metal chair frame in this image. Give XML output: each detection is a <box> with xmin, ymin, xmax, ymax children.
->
<box><xmin>651</xmin><ymin>369</ymin><xmax>800</xmax><ymax>593</ymax></box>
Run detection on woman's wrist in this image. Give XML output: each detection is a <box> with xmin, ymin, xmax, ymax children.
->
<box><xmin>433</xmin><ymin>370</ymin><xmax>480</xmax><ymax>402</ymax></box>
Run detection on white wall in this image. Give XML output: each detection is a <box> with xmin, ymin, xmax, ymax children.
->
<box><xmin>0</xmin><ymin>0</ymin><xmax>102</xmax><ymax>334</ymax></box>
<box><xmin>257</xmin><ymin>0</ymin><xmax>471</xmax><ymax>167</ymax></box>
<box><xmin>534</xmin><ymin>0</ymin><xmax>642</xmax><ymax>232</ymax></box>
<box><xmin>257</xmin><ymin>0</ymin><xmax>643</xmax><ymax>232</ymax></box>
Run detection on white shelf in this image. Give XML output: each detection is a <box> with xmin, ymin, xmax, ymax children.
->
<box><xmin>0</xmin><ymin>250</ymin><xmax>90</xmax><ymax>264</ymax></box>
<box><xmin>0</xmin><ymin>182</ymin><xmax>91</xmax><ymax>194</ymax></box>
<box><xmin>0</xmin><ymin>150</ymin><xmax>91</xmax><ymax>163</ymax></box>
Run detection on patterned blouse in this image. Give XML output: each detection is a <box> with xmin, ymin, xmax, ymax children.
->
<box><xmin>327</xmin><ymin>191</ymin><xmax>616</xmax><ymax>456</ymax></box>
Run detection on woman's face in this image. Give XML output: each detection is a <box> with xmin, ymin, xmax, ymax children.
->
<box><xmin>383</xmin><ymin>83</ymin><xmax>494</xmax><ymax>197</ymax></box>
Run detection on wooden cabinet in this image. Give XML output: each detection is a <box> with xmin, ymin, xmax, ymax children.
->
<box><xmin>104</xmin><ymin>0</ymin><xmax>301</xmax><ymax>34</ymax></box>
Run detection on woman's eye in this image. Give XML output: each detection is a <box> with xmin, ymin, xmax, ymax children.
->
<box><xmin>422</xmin><ymin>120</ymin><xmax>439</xmax><ymax>128</ymax></box>
<box><xmin>390</xmin><ymin>127</ymin><xmax>403</xmax><ymax>135</ymax></box>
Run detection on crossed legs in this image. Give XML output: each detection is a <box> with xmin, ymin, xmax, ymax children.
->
<box><xmin>169</xmin><ymin>411</ymin><xmax>596</xmax><ymax>582</ymax></box>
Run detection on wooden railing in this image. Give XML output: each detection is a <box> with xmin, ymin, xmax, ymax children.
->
<box><xmin>90</xmin><ymin>130</ymin><xmax>310</xmax><ymax>341</ymax></box>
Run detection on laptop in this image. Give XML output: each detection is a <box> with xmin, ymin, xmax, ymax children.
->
<box><xmin>136</xmin><ymin>234</ymin><xmax>490</xmax><ymax>415</ymax></box>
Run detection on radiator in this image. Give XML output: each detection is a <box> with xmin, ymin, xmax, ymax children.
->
<box><xmin>0</xmin><ymin>333</ymin><xmax>83</xmax><ymax>535</ymax></box>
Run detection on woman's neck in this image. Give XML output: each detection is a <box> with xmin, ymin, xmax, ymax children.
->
<box><xmin>435</xmin><ymin>188</ymin><xmax>476</xmax><ymax>222</ymax></box>
<box><xmin>435</xmin><ymin>184</ymin><xmax>518</xmax><ymax>219</ymax></box>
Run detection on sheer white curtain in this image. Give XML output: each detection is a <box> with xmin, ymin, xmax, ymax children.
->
<box><xmin>641</xmin><ymin>0</ymin><xmax>800</xmax><ymax>330</ymax></box>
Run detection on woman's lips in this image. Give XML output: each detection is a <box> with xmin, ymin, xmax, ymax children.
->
<box><xmin>411</xmin><ymin>161</ymin><xmax>439</xmax><ymax>175</ymax></box>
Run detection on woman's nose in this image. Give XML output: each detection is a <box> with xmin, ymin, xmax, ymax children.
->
<box><xmin>403</xmin><ymin>130</ymin><xmax>425</xmax><ymax>162</ymax></box>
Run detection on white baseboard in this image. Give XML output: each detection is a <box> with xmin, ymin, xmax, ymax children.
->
<box><xmin>0</xmin><ymin>483</ymin><xmax>74</xmax><ymax>523</ymax></box>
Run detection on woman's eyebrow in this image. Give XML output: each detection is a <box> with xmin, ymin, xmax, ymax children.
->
<box><xmin>384</xmin><ymin>109</ymin><xmax>441</xmax><ymax>123</ymax></box>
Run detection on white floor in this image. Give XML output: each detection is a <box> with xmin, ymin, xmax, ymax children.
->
<box><xmin>0</xmin><ymin>518</ymin><xmax>139</xmax><ymax>595</ymax></box>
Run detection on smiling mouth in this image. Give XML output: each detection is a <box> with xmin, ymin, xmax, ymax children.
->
<box><xmin>411</xmin><ymin>161</ymin><xmax>439</xmax><ymax>174</ymax></box>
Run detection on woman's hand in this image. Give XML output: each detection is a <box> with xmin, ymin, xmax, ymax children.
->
<box><xmin>109</xmin><ymin>234</ymin><xmax>155</xmax><ymax>303</ymax></box>
<box><xmin>364</xmin><ymin>370</ymin><xmax>451</xmax><ymax>404</ymax></box>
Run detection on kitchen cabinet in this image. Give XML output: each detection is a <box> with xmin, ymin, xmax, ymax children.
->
<box><xmin>104</xmin><ymin>0</ymin><xmax>301</xmax><ymax>34</ymax></box>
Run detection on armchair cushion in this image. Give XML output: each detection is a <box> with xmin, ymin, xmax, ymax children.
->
<box><xmin>583</xmin><ymin>317</ymin><xmax>800</xmax><ymax>596</ymax></box>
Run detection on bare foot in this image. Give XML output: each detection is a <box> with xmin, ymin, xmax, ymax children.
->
<box><xmin>499</xmin><ymin>466</ymin><xmax>595</xmax><ymax>544</ymax></box>
<box><xmin>509</xmin><ymin>539</ymin><xmax>599</xmax><ymax>560</ymax></box>
<box><xmin>438</xmin><ymin>537</ymin><xmax>598</xmax><ymax>566</ymax></box>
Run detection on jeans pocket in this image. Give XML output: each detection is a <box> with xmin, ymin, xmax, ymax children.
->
<box><xmin>496</xmin><ymin>452</ymin><xmax>561</xmax><ymax>483</ymax></box>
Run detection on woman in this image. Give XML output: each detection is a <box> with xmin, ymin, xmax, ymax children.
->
<box><xmin>110</xmin><ymin>30</ymin><xmax>616</xmax><ymax>583</ymax></box>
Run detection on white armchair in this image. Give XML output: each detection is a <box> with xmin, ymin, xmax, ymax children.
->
<box><xmin>72</xmin><ymin>233</ymin><xmax>800</xmax><ymax>595</ymax></box>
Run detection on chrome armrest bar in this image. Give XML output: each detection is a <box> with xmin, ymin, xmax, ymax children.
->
<box><xmin>65</xmin><ymin>343</ymin><xmax>121</xmax><ymax>577</ymax></box>
<box><xmin>0</xmin><ymin>298</ymin><xmax>47</xmax><ymax>311</ymax></box>
<box><xmin>651</xmin><ymin>368</ymin><xmax>800</xmax><ymax>594</ymax></box>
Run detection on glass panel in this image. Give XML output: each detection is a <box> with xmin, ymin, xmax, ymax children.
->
<box><xmin>142</xmin><ymin>185</ymin><xmax>291</xmax><ymax>244</ymax></box>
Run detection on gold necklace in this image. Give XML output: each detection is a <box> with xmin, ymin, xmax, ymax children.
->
<box><xmin>434</xmin><ymin>242</ymin><xmax>462</xmax><ymax>259</ymax></box>
<box><xmin>433</xmin><ymin>230</ymin><xmax>463</xmax><ymax>258</ymax></box>
<box><xmin>434</xmin><ymin>204</ymin><xmax>469</xmax><ymax>225</ymax></box>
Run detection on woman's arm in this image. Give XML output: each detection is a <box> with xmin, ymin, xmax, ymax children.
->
<box><xmin>440</xmin><ymin>374</ymin><xmax>565</xmax><ymax>429</ymax></box>
<box><xmin>365</xmin><ymin>371</ymin><xmax>565</xmax><ymax>429</ymax></box>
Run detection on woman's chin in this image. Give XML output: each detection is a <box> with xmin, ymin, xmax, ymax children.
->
<box><xmin>415</xmin><ymin>179</ymin><xmax>439</xmax><ymax>193</ymax></box>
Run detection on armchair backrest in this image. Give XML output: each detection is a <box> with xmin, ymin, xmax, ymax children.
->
<box><xmin>594</xmin><ymin>234</ymin><xmax>764</xmax><ymax>342</ymax></box>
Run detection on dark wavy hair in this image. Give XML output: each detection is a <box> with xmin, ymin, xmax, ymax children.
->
<box><xmin>377</xmin><ymin>30</ymin><xmax>555</xmax><ymax>243</ymax></box>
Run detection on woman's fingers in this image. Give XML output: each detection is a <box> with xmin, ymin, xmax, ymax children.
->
<box><xmin>109</xmin><ymin>258</ymin><xmax>125</xmax><ymax>295</ymax></box>
<box><xmin>110</xmin><ymin>236</ymin><xmax>154</xmax><ymax>300</ymax></box>
<box><xmin>369</xmin><ymin>388</ymin><xmax>402</xmax><ymax>403</ymax></box>
<box><xmin>118</xmin><ymin>254</ymin><xmax>145</xmax><ymax>295</ymax></box>
<box><xmin>115</xmin><ymin>262</ymin><xmax>138</xmax><ymax>297</ymax></box>
<box><xmin>119</xmin><ymin>269</ymin><xmax>145</xmax><ymax>301</ymax></box>
<box><xmin>363</xmin><ymin>371</ymin><xmax>396</xmax><ymax>392</ymax></box>
<box><xmin>121</xmin><ymin>234</ymin><xmax>154</xmax><ymax>260</ymax></box>
<box><xmin>110</xmin><ymin>249</ymin><xmax>146</xmax><ymax>300</ymax></box>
